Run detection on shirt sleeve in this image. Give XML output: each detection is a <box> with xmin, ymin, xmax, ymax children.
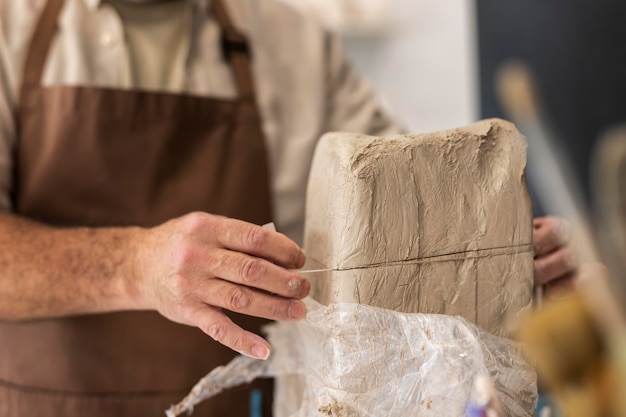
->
<box><xmin>323</xmin><ymin>32</ymin><xmax>403</xmax><ymax>137</ymax></box>
<box><xmin>0</xmin><ymin>19</ymin><xmax>16</xmax><ymax>212</ymax></box>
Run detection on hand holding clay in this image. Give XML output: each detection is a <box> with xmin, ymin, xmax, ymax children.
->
<box><xmin>533</xmin><ymin>216</ymin><xmax>580</xmax><ymax>297</ymax></box>
<box><xmin>130</xmin><ymin>212</ymin><xmax>309</xmax><ymax>360</ymax></box>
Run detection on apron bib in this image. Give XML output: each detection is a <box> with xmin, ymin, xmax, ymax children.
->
<box><xmin>0</xmin><ymin>0</ymin><xmax>274</xmax><ymax>415</ymax></box>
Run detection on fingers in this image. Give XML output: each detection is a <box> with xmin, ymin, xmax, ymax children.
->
<box><xmin>533</xmin><ymin>216</ymin><xmax>571</xmax><ymax>256</ymax></box>
<box><xmin>193</xmin><ymin>305</ymin><xmax>272</xmax><ymax>360</ymax></box>
<box><xmin>209</xmin><ymin>248</ymin><xmax>310</xmax><ymax>299</ymax></box>
<box><xmin>534</xmin><ymin>246</ymin><xmax>579</xmax><ymax>286</ymax></box>
<box><xmin>144</xmin><ymin>212</ymin><xmax>312</xmax><ymax>359</ymax></box>
<box><xmin>544</xmin><ymin>273</ymin><xmax>576</xmax><ymax>298</ymax></box>
<box><xmin>533</xmin><ymin>216</ymin><xmax>580</xmax><ymax>290</ymax></box>
<box><xmin>209</xmin><ymin>216</ymin><xmax>305</xmax><ymax>268</ymax></box>
<box><xmin>199</xmin><ymin>278</ymin><xmax>307</xmax><ymax>321</ymax></box>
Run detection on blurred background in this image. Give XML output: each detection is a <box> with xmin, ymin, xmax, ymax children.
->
<box><xmin>280</xmin><ymin>0</ymin><xmax>626</xmax><ymax>305</ymax></box>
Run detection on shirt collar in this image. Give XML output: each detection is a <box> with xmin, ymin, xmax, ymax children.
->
<box><xmin>81</xmin><ymin>0</ymin><xmax>100</xmax><ymax>11</ymax></box>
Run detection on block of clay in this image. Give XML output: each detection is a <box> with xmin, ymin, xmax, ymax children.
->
<box><xmin>303</xmin><ymin>118</ymin><xmax>534</xmax><ymax>336</ymax></box>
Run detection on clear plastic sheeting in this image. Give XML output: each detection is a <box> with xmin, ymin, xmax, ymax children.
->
<box><xmin>166</xmin><ymin>298</ymin><xmax>536</xmax><ymax>417</ymax></box>
<box><xmin>165</xmin><ymin>354</ymin><xmax>271</xmax><ymax>417</ymax></box>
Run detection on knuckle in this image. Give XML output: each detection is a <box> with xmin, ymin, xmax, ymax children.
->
<box><xmin>205</xmin><ymin>249</ymin><xmax>224</xmax><ymax>272</ymax></box>
<box><xmin>241</xmin><ymin>258</ymin><xmax>264</xmax><ymax>284</ymax></box>
<box><xmin>178</xmin><ymin>302</ymin><xmax>214</xmax><ymax>326</ymax></box>
<box><xmin>558</xmin><ymin>218</ymin><xmax>572</xmax><ymax>237</ymax></box>
<box><xmin>561</xmin><ymin>249</ymin><xmax>580</xmax><ymax>271</ymax></box>
<box><xmin>228</xmin><ymin>287</ymin><xmax>251</xmax><ymax>310</ymax></box>
<box><xmin>263</xmin><ymin>299</ymin><xmax>281</xmax><ymax>319</ymax></box>
<box><xmin>169</xmin><ymin>274</ymin><xmax>190</xmax><ymax>297</ymax></box>
<box><xmin>178</xmin><ymin>304</ymin><xmax>199</xmax><ymax>323</ymax></box>
<box><xmin>206</xmin><ymin>322</ymin><xmax>226</xmax><ymax>342</ymax></box>
<box><xmin>181</xmin><ymin>212</ymin><xmax>211</xmax><ymax>235</ymax></box>
<box><xmin>270</xmin><ymin>301</ymin><xmax>286</xmax><ymax>319</ymax></box>
<box><xmin>172</xmin><ymin>245</ymin><xmax>196</xmax><ymax>270</ymax></box>
<box><xmin>544</xmin><ymin>226</ymin><xmax>562</xmax><ymax>247</ymax></box>
<box><xmin>245</xmin><ymin>227</ymin><xmax>267</xmax><ymax>252</ymax></box>
<box><xmin>551</xmin><ymin>218</ymin><xmax>571</xmax><ymax>244</ymax></box>
<box><xmin>229</xmin><ymin>334</ymin><xmax>246</xmax><ymax>353</ymax></box>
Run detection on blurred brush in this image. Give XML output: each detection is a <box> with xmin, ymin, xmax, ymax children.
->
<box><xmin>502</xmin><ymin>64</ymin><xmax>626</xmax><ymax>416</ymax></box>
<box><xmin>496</xmin><ymin>61</ymin><xmax>599</xmax><ymax>264</ymax></box>
<box><xmin>590</xmin><ymin>126</ymin><xmax>626</xmax><ymax>304</ymax></box>
<box><xmin>518</xmin><ymin>293</ymin><xmax>607</xmax><ymax>417</ymax></box>
<box><xmin>519</xmin><ymin>267</ymin><xmax>626</xmax><ymax>417</ymax></box>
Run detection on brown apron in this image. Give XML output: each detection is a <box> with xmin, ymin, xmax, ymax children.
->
<box><xmin>0</xmin><ymin>0</ymin><xmax>275</xmax><ymax>415</ymax></box>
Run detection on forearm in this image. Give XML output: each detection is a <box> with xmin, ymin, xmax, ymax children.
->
<box><xmin>0</xmin><ymin>211</ymin><xmax>141</xmax><ymax>320</ymax></box>
<box><xmin>0</xmin><ymin>210</ymin><xmax>309</xmax><ymax>359</ymax></box>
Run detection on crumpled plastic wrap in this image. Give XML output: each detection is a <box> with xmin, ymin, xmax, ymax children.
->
<box><xmin>166</xmin><ymin>298</ymin><xmax>536</xmax><ymax>417</ymax></box>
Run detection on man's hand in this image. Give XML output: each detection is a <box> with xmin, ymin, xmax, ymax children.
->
<box><xmin>0</xmin><ymin>211</ymin><xmax>308</xmax><ymax>360</ymax></box>
<box><xmin>533</xmin><ymin>216</ymin><xmax>580</xmax><ymax>298</ymax></box>
<box><xmin>130</xmin><ymin>212</ymin><xmax>309</xmax><ymax>360</ymax></box>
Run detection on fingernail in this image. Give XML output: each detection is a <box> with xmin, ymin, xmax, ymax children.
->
<box><xmin>252</xmin><ymin>344</ymin><xmax>270</xmax><ymax>360</ymax></box>
<box><xmin>289</xmin><ymin>301</ymin><xmax>306</xmax><ymax>320</ymax></box>
<box><xmin>288</xmin><ymin>278</ymin><xmax>301</xmax><ymax>291</ymax></box>
<box><xmin>297</xmin><ymin>250</ymin><xmax>306</xmax><ymax>268</ymax></box>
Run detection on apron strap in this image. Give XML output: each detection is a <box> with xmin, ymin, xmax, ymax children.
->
<box><xmin>22</xmin><ymin>0</ymin><xmax>256</xmax><ymax>100</ymax></box>
<box><xmin>22</xmin><ymin>0</ymin><xmax>64</xmax><ymax>86</ymax></box>
<box><xmin>212</xmin><ymin>0</ymin><xmax>256</xmax><ymax>100</ymax></box>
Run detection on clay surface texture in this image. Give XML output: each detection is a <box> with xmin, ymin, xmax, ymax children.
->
<box><xmin>169</xmin><ymin>120</ymin><xmax>536</xmax><ymax>417</ymax></box>
<box><xmin>303</xmin><ymin>118</ymin><xmax>534</xmax><ymax>336</ymax></box>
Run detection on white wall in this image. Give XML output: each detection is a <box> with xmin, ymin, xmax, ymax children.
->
<box><xmin>340</xmin><ymin>0</ymin><xmax>478</xmax><ymax>134</ymax></box>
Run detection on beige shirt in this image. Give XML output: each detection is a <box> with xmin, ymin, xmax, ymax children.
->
<box><xmin>104</xmin><ymin>0</ymin><xmax>188</xmax><ymax>91</ymax></box>
<box><xmin>0</xmin><ymin>0</ymin><xmax>398</xmax><ymax>244</ymax></box>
